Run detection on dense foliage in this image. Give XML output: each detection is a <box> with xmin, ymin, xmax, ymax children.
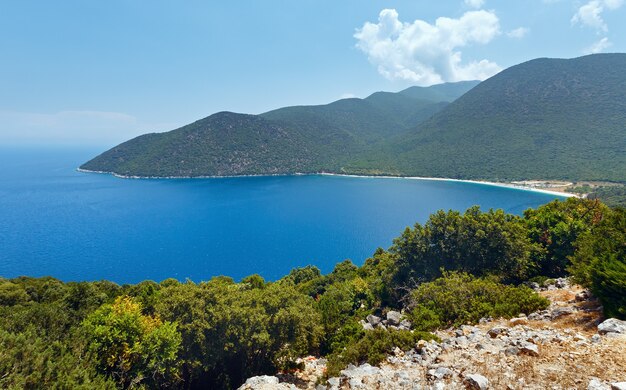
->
<box><xmin>407</xmin><ymin>272</ymin><xmax>549</xmax><ymax>330</ymax></box>
<box><xmin>389</xmin><ymin>54</ymin><xmax>626</xmax><ymax>182</ymax></box>
<box><xmin>0</xmin><ymin>198</ymin><xmax>624</xmax><ymax>388</ymax></box>
<box><xmin>569</xmin><ymin>208</ymin><xmax>626</xmax><ymax>318</ymax></box>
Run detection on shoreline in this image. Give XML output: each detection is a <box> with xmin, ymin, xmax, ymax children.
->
<box><xmin>77</xmin><ymin>167</ymin><xmax>577</xmax><ymax>198</ymax></box>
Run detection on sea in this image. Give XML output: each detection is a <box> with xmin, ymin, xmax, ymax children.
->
<box><xmin>0</xmin><ymin>146</ymin><xmax>567</xmax><ymax>284</ymax></box>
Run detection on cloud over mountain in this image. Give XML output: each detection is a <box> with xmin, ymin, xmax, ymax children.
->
<box><xmin>354</xmin><ymin>9</ymin><xmax>501</xmax><ymax>86</ymax></box>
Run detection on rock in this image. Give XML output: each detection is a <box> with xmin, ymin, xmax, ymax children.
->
<box><xmin>591</xmin><ymin>334</ymin><xmax>602</xmax><ymax>343</ymax></box>
<box><xmin>575</xmin><ymin>290</ymin><xmax>590</xmax><ymax>302</ymax></box>
<box><xmin>464</xmin><ymin>374</ymin><xmax>489</xmax><ymax>389</ymax></box>
<box><xmin>598</xmin><ymin>318</ymin><xmax>626</xmax><ymax>335</ymax></box>
<box><xmin>611</xmin><ymin>383</ymin><xmax>626</xmax><ymax>390</ymax></box>
<box><xmin>551</xmin><ymin>306</ymin><xmax>575</xmax><ymax>319</ymax></box>
<box><xmin>588</xmin><ymin>377</ymin><xmax>610</xmax><ymax>390</ymax></box>
<box><xmin>510</xmin><ymin>317</ymin><xmax>528</xmax><ymax>326</ymax></box>
<box><xmin>386</xmin><ymin>311</ymin><xmax>403</xmax><ymax>326</ymax></box>
<box><xmin>519</xmin><ymin>342</ymin><xmax>539</xmax><ymax>357</ymax></box>
<box><xmin>488</xmin><ymin>326</ymin><xmax>508</xmax><ymax>338</ymax></box>
<box><xmin>555</xmin><ymin>278</ymin><xmax>568</xmax><ymax>288</ymax></box>
<box><xmin>433</xmin><ymin>366</ymin><xmax>454</xmax><ymax>379</ymax></box>
<box><xmin>399</xmin><ymin>319</ymin><xmax>412</xmax><ymax>330</ymax></box>
<box><xmin>530</xmin><ymin>282</ymin><xmax>541</xmax><ymax>291</ymax></box>
<box><xmin>417</xmin><ymin>339</ymin><xmax>428</xmax><ymax>349</ymax></box>
<box><xmin>238</xmin><ymin>375</ymin><xmax>293</xmax><ymax>390</ymax></box>
<box><xmin>504</xmin><ymin>346</ymin><xmax>520</xmax><ymax>356</ymax></box>
<box><xmin>361</xmin><ymin>322</ymin><xmax>374</xmax><ymax>331</ymax></box>
<box><xmin>432</xmin><ymin>381</ymin><xmax>447</xmax><ymax>390</ymax></box>
<box><xmin>366</xmin><ymin>314</ymin><xmax>382</xmax><ymax>326</ymax></box>
<box><xmin>341</xmin><ymin>363</ymin><xmax>380</xmax><ymax>378</ymax></box>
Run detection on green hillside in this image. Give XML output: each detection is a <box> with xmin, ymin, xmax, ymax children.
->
<box><xmin>81</xmin><ymin>82</ymin><xmax>474</xmax><ymax>177</ymax></box>
<box><xmin>388</xmin><ymin>54</ymin><xmax>626</xmax><ymax>182</ymax></box>
<box><xmin>398</xmin><ymin>80</ymin><xmax>480</xmax><ymax>102</ymax></box>
<box><xmin>81</xmin><ymin>112</ymin><xmax>327</xmax><ymax>177</ymax></box>
<box><xmin>81</xmin><ymin>54</ymin><xmax>626</xmax><ymax>183</ymax></box>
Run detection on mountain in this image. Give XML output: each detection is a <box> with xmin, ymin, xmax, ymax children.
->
<box><xmin>81</xmin><ymin>54</ymin><xmax>626</xmax><ymax>183</ymax></box>
<box><xmin>80</xmin><ymin>81</ymin><xmax>475</xmax><ymax>177</ymax></box>
<box><xmin>387</xmin><ymin>54</ymin><xmax>626</xmax><ymax>182</ymax></box>
<box><xmin>399</xmin><ymin>80</ymin><xmax>480</xmax><ymax>102</ymax></box>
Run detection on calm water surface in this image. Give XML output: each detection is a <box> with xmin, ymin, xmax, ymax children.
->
<box><xmin>0</xmin><ymin>147</ymin><xmax>566</xmax><ymax>284</ymax></box>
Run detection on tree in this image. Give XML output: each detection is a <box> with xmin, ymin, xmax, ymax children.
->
<box><xmin>82</xmin><ymin>296</ymin><xmax>181</xmax><ymax>388</ymax></box>
<box><xmin>524</xmin><ymin>198</ymin><xmax>607</xmax><ymax>277</ymax></box>
<box><xmin>390</xmin><ymin>206</ymin><xmax>536</xmax><ymax>292</ymax></box>
<box><xmin>570</xmin><ymin>207</ymin><xmax>626</xmax><ymax>319</ymax></box>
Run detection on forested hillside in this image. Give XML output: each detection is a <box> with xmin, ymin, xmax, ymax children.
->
<box><xmin>82</xmin><ymin>54</ymin><xmax>626</xmax><ymax>187</ymax></box>
<box><xmin>1</xmin><ymin>199</ymin><xmax>624</xmax><ymax>389</ymax></box>
<box><xmin>80</xmin><ymin>82</ymin><xmax>476</xmax><ymax>177</ymax></box>
<box><xmin>388</xmin><ymin>54</ymin><xmax>626</xmax><ymax>182</ymax></box>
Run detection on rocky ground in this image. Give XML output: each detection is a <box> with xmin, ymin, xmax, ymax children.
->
<box><xmin>239</xmin><ymin>280</ymin><xmax>626</xmax><ymax>390</ymax></box>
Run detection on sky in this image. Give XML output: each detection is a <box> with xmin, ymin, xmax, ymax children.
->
<box><xmin>1</xmin><ymin>0</ymin><xmax>625</xmax><ymax>147</ymax></box>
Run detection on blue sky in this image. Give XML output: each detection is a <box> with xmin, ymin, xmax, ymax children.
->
<box><xmin>1</xmin><ymin>0</ymin><xmax>624</xmax><ymax>146</ymax></box>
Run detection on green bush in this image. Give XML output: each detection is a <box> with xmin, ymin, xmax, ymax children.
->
<box><xmin>524</xmin><ymin>198</ymin><xmax>607</xmax><ymax>277</ymax></box>
<box><xmin>390</xmin><ymin>206</ymin><xmax>537</xmax><ymax>293</ymax></box>
<box><xmin>326</xmin><ymin>329</ymin><xmax>438</xmax><ymax>377</ymax></box>
<box><xmin>408</xmin><ymin>272</ymin><xmax>549</xmax><ymax>330</ymax></box>
<box><xmin>570</xmin><ymin>207</ymin><xmax>626</xmax><ymax>319</ymax></box>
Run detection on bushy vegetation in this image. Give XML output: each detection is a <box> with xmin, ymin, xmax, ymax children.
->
<box><xmin>407</xmin><ymin>272</ymin><xmax>549</xmax><ymax>330</ymax></box>
<box><xmin>0</xmin><ymin>198</ymin><xmax>624</xmax><ymax>388</ymax></box>
<box><xmin>569</xmin><ymin>207</ymin><xmax>626</xmax><ymax>318</ymax></box>
<box><xmin>326</xmin><ymin>329</ymin><xmax>439</xmax><ymax>377</ymax></box>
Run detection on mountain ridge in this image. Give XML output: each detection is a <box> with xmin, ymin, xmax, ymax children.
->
<box><xmin>81</xmin><ymin>54</ymin><xmax>626</xmax><ymax>183</ymax></box>
<box><xmin>81</xmin><ymin>81</ymin><xmax>477</xmax><ymax>177</ymax></box>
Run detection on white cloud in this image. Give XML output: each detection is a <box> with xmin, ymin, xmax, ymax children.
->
<box><xmin>0</xmin><ymin>110</ymin><xmax>175</xmax><ymax>145</ymax></box>
<box><xmin>584</xmin><ymin>37</ymin><xmax>612</xmax><ymax>53</ymax></box>
<box><xmin>338</xmin><ymin>93</ymin><xmax>357</xmax><ymax>99</ymax></box>
<box><xmin>354</xmin><ymin>9</ymin><xmax>501</xmax><ymax>86</ymax></box>
<box><xmin>507</xmin><ymin>27</ymin><xmax>529</xmax><ymax>38</ymax></box>
<box><xmin>464</xmin><ymin>0</ymin><xmax>485</xmax><ymax>8</ymax></box>
<box><xmin>571</xmin><ymin>0</ymin><xmax>624</xmax><ymax>32</ymax></box>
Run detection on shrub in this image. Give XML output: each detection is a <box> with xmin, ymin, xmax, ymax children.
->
<box><xmin>390</xmin><ymin>206</ymin><xmax>536</xmax><ymax>292</ymax></box>
<box><xmin>524</xmin><ymin>198</ymin><xmax>607</xmax><ymax>277</ymax></box>
<box><xmin>326</xmin><ymin>329</ymin><xmax>438</xmax><ymax>377</ymax></box>
<box><xmin>570</xmin><ymin>207</ymin><xmax>626</xmax><ymax>319</ymax></box>
<box><xmin>407</xmin><ymin>272</ymin><xmax>549</xmax><ymax>330</ymax></box>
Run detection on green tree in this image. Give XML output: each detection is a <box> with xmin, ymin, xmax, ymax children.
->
<box><xmin>570</xmin><ymin>208</ymin><xmax>626</xmax><ymax>319</ymax></box>
<box><xmin>524</xmin><ymin>198</ymin><xmax>607</xmax><ymax>277</ymax></box>
<box><xmin>82</xmin><ymin>296</ymin><xmax>181</xmax><ymax>388</ymax></box>
<box><xmin>390</xmin><ymin>206</ymin><xmax>535</xmax><ymax>294</ymax></box>
<box><xmin>155</xmin><ymin>279</ymin><xmax>322</xmax><ymax>389</ymax></box>
<box><xmin>408</xmin><ymin>272</ymin><xmax>549</xmax><ymax>329</ymax></box>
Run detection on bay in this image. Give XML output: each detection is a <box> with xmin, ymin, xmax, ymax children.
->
<box><xmin>0</xmin><ymin>147</ymin><xmax>566</xmax><ymax>284</ymax></box>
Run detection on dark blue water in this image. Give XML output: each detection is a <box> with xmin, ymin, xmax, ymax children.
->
<box><xmin>0</xmin><ymin>147</ymin><xmax>566</xmax><ymax>284</ymax></box>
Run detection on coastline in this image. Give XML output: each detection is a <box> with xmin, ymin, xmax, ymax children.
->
<box><xmin>77</xmin><ymin>168</ymin><xmax>577</xmax><ymax>198</ymax></box>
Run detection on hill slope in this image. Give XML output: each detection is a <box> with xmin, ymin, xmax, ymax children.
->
<box><xmin>80</xmin><ymin>112</ymin><xmax>323</xmax><ymax>177</ymax></box>
<box><xmin>389</xmin><ymin>54</ymin><xmax>626</xmax><ymax>182</ymax></box>
<box><xmin>81</xmin><ymin>82</ymin><xmax>475</xmax><ymax>177</ymax></box>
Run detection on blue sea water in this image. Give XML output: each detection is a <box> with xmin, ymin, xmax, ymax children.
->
<box><xmin>0</xmin><ymin>147</ymin><xmax>567</xmax><ymax>284</ymax></box>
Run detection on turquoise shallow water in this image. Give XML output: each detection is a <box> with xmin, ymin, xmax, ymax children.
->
<box><xmin>0</xmin><ymin>147</ymin><xmax>566</xmax><ymax>284</ymax></box>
